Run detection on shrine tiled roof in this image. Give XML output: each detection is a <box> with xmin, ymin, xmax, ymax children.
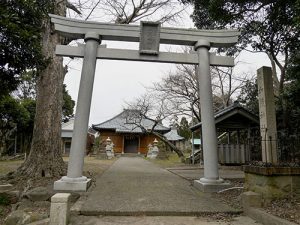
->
<box><xmin>92</xmin><ymin>109</ymin><xmax>170</xmax><ymax>134</ymax></box>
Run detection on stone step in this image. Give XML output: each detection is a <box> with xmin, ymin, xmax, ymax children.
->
<box><xmin>118</xmin><ymin>153</ymin><xmax>144</xmax><ymax>157</ymax></box>
<box><xmin>79</xmin><ymin>209</ymin><xmax>242</xmax><ymax>216</ymax></box>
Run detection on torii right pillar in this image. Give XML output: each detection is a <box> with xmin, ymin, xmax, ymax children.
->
<box><xmin>193</xmin><ymin>40</ymin><xmax>231</xmax><ymax>192</ymax></box>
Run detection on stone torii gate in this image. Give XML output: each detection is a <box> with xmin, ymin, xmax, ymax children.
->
<box><xmin>50</xmin><ymin>14</ymin><xmax>240</xmax><ymax>192</ymax></box>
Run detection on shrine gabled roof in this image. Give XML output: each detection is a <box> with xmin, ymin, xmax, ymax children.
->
<box><xmin>92</xmin><ymin>109</ymin><xmax>170</xmax><ymax>134</ymax></box>
<box><xmin>190</xmin><ymin>102</ymin><xmax>259</xmax><ymax>131</ymax></box>
<box><xmin>164</xmin><ymin>127</ymin><xmax>185</xmax><ymax>141</ymax></box>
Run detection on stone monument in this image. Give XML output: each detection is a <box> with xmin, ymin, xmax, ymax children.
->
<box><xmin>257</xmin><ymin>66</ymin><xmax>278</xmax><ymax>164</ymax></box>
<box><xmin>243</xmin><ymin>67</ymin><xmax>300</xmax><ymax>201</ymax></box>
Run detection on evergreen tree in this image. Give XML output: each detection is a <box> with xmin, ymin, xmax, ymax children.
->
<box><xmin>0</xmin><ymin>0</ymin><xmax>45</xmax><ymax>97</ymax></box>
<box><xmin>62</xmin><ymin>84</ymin><xmax>75</xmax><ymax>118</ymax></box>
<box><xmin>178</xmin><ymin>117</ymin><xmax>192</xmax><ymax>139</ymax></box>
<box><xmin>237</xmin><ymin>79</ymin><xmax>259</xmax><ymax>115</ymax></box>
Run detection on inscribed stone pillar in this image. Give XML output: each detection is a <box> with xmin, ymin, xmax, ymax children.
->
<box><xmin>257</xmin><ymin>66</ymin><xmax>278</xmax><ymax>164</ymax></box>
<box><xmin>193</xmin><ymin>40</ymin><xmax>230</xmax><ymax>192</ymax></box>
<box><xmin>54</xmin><ymin>32</ymin><xmax>100</xmax><ymax>191</ymax></box>
<box><xmin>50</xmin><ymin>193</ymin><xmax>71</xmax><ymax>225</ymax></box>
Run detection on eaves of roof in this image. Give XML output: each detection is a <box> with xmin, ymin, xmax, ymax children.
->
<box><xmin>190</xmin><ymin>103</ymin><xmax>259</xmax><ymax>131</ymax></box>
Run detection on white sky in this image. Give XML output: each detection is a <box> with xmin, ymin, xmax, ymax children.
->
<box><xmin>63</xmin><ymin>6</ymin><xmax>272</xmax><ymax>126</ymax></box>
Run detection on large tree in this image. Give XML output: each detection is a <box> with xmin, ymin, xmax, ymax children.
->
<box><xmin>10</xmin><ymin>0</ymin><xmax>69</xmax><ymax>179</ymax></box>
<box><xmin>3</xmin><ymin>0</ymin><xmax>186</xmax><ymax>182</ymax></box>
<box><xmin>277</xmin><ymin>52</ymin><xmax>300</xmax><ymax>133</ymax></box>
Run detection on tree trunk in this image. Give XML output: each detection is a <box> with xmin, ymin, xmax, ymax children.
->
<box><xmin>14</xmin><ymin>1</ymin><xmax>67</xmax><ymax>179</ymax></box>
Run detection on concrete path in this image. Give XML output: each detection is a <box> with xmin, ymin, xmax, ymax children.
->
<box><xmin>80</xmin><ymin>157</ymin><xmax>241</xmax><ymax>216</ymax></box>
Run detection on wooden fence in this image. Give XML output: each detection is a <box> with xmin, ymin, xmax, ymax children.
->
<box><xmin>218</xmin><ymin>144</ymin><xmax>250</xmax><ymax>164</ymax></box>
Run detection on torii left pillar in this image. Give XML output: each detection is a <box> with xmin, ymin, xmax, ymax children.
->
<box><xmin>54</xmin><ymin>32</ymin><xmax>101</xmax><ymax>191</ymax></box>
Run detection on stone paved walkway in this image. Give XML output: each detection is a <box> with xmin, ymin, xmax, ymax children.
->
<box><xmin>80</xmin><ymin>157</ymin><xmax>241</xmax><ymax>216</ymax></box>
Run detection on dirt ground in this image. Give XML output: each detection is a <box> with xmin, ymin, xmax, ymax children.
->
<box><xmin>1</xmin><ymin>156</ymin><xmax>299</xmax><ymax>225</ymax></box>
<box><xmin>211</xmin><ymin>179</ymin><xmax>244</xmax><ymax>210</ymax></box>
<box><xmin>213</xmin><ymin>183</ymin><xmax>300</xmax><ymax>225</ymax></box>
<box><xmin>210</xmin><ymin>177</ymin><xmax>300</xmax><ymax>224</ymax></box>
<box><xmin>0</xmin><ymin>157</ymin><xmax>116</xmax><ymax>224</ymax></box>
<box><xmin>155</xmin><ymin>154</ymin><xmax>300</xmax><ymax>225</ymax></box>
<box><xmin>265</xmin><ymin>198</ymin><xmax>300</xmax><ymax>224</ymax></box>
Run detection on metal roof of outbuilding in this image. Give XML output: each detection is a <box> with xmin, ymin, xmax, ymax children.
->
<box><xmin>61</xmin><ymin>118</ymin><xmax>98</xmax><ymax>137</ymax></box>
<box><xmin>190</xmin><ymin>102</ymin><xmax>259</xmax><ymax>132</ymax></box>
<box><xmin>61</xmin><ymin>118</ymin><xmax>74</xmax><ymax>131</ymax></box>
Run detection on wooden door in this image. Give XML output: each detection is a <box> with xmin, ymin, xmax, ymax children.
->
<box><xmin>124</xmin><ymin>136</ymin><xmax>139</xmax><ymax>153</ymax></box>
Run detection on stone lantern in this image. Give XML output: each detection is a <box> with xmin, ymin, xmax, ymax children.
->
<box><xmin>105</xmin><ymin>137</ymin><xmax>114</xmax><ymax>159</ymax></box>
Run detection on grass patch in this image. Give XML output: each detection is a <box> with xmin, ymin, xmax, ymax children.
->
<box><xmin>0</xmin><ymin>157</ymin><xmax>116</xmax><ymax>177</ymax></box>
<box><xmin>147</xmin><ymin>152</ymin><xmax>187</xmax><ymax>168</ymax></box>
<box><xmin>0</xmin><ymin>160</ymin><xmax>24</xmax><ymax>176</ymax></box>
<box><xmin>64</xmin><ymin>156</ymin><xmax>117</xmax><ymax>177</ymax></box>
<box><xmin>83</xmin><ymin>157</ymin><xmax>117</xmax><ymax>175</ymax></box>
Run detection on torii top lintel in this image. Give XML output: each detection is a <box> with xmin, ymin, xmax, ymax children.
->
<box><xmin>49</xmin><ymin>14</ymin><xmax>240</xmax><ymax>48</ymax></box>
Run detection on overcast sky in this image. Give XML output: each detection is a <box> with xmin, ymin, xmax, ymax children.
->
<box><xmin>63</xmin><ymin>7</ymin><xmax>272</xmax><ymax>126</ymax></box>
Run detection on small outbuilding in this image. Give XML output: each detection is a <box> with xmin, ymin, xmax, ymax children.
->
<box><xmin>61</xmin><ymin>118</ymin><xmax>98</xmax><ymax>155</ymax></box>
<box><xmin>61</xmin><ymin>118</ymin><xmax>74</xmax><ymax>155</ymax></box>
<box><xmin>190</xmin><ymin>102</ymin><xmax>260</xmax><ymax>164</ymax></box>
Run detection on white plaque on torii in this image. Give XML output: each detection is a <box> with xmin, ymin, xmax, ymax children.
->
<box><xmin>139</xmin><ymin>21</ymin><xmax>161</xmax><ymax>55</ymax></box>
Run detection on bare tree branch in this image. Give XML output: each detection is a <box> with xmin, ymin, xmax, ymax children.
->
<box><xmin>125</xmin><ymin>94</ymin><xmax>185</xmax><ymax>160</ymax></box>
<box><xmin>67</xmin><ymin>1</ymin><xmax>82</xmax><ymax>15</ymax></box>
<box><xmin>80</xmin><ymin>0</ymin><xmax>186</xmax><ymax>24</ymax></box>
<box><xmin>85</xmin><ymin>0</ymin><xmax>101</xmax><ymax>20</ymax></box>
